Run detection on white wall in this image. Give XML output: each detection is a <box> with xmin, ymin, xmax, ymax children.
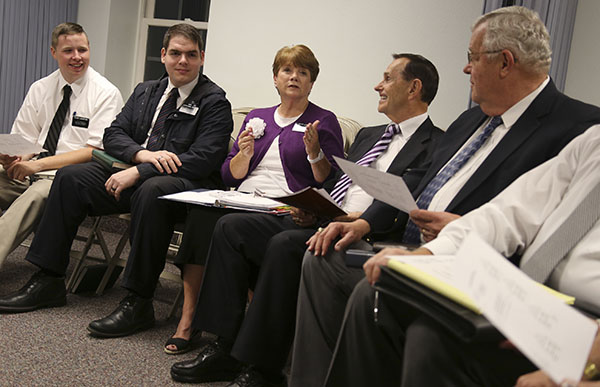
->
<box><xmin>204</xmin><ymin>0</ymin><xmax>483</xmax><ymax>130</ymax></box>
<box><xmin>77</xmin><ymin>0</ymin><xmax>110</xmax><ymax>73</ymax></box>
<box><xmin>78</xmin><ymin>0</ymin><xmax>600</xmax><ymax>129</ymax></box>
<box><xmin>564</xmin><ymin>0</ymin><xmax>600</xmax><ymax>107</ymax></box>
<box><xmin>78</xmin><ymin>0</ymin><xmax>139</xmax><ymax>98</ymax></box>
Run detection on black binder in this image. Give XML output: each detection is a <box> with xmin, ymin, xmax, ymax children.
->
<box><xmin>373</xmin><ymin>265</ymin><xmax>502</xmax><ymax>342</ymax></box>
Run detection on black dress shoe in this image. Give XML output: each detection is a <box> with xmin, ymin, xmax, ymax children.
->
<box><xmin>87</xmin><ymin>293</ymin><xmax>154</xmax><ymax>338</ymax></box>
<box><xmin>227</xmin><ymin>367</ymin><xmax>287</xmax><ymax>387</ymax></box>
<box><xmin>0</xmin><ymin>271</ymin><xmax>66</xmax><ymax>313</ymax></box>
<box><xmin>170</xmin><ymin>340</ymin><xmax>243</xmax><ymax>383</ymax></box>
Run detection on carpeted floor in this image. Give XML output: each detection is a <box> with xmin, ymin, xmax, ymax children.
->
<box><xmin>0</xmin><ymin>218</ymin><xmax>226</xmax><ymax>386</ymax></box>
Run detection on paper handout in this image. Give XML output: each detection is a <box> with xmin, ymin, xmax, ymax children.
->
<box><xmin>454</xmin><ymin>233</ymin><xmax>597</xmax><ymax>384</ymax></box>
<box><xmin>334</xmin><ymin>156</ymin><xmax>417</xmax><ymax>213</ymax></box>
<box><xmin>0</xmin><ymin>134</ymin><xmax>46</xmax><ymax>156</ymax></box>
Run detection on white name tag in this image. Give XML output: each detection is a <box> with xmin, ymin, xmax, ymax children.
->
<box><xmin>292</xmin><ymin>122</ymin><xmax>307</xmax><ymax>133</ymax></box>
<box><xmin>179</xmin><ymin>103</ymin><xmax>199</xmax><ymax>116</ymax></box>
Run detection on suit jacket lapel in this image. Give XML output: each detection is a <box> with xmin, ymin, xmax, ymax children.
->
<box><xmin>386</xmin><ymin>117</ymin><xmax>435</xmax><ymax>174</ymax></box>
<box><xmin>447</xmin><ymin>80</ymin><xmax>559</xmax><ymax>210</ymax></box>
<box><xmin>414</xmin><ymin>110</ymin><xmax>487</xmax><ymax>197</ymax></box>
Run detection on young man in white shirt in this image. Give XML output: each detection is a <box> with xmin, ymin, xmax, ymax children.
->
<box><xmin>0</xmin><ymin>22</ymin><xmax>123</xmax><ymax>267</ymax></box>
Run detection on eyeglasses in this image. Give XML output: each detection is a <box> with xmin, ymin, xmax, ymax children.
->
<box><xmin>467</xmin><ymin>49</ymin><xmax>503</xmax><ymax>63</ymax></box>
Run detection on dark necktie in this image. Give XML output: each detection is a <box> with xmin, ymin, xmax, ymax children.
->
<box><xmin>147</xmin><ymin>88</ymin><xmax>179</xmax><ymax>151</ymax></box>
<box><xmin>330</xmin><ymin>123</ymin><xmax>401</xmax><ymax>206</ymax></box>
<box><xmin>521</xmin><ymin>182</ymin><xmax>600</xmax><ymax>283</ymax></box>
<box><xmin>403</xmin><ymin>116</ymin><xmax>503</xmax><ymax>244</ymax></box>
<box><xmin>39</xmin><ymin>85</ymin><xmax>72</xmax><ymax>157</ymax></box>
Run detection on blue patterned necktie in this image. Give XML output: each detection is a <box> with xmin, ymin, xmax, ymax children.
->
<box><xmin>39</xmin><ymin>85</ymin><xmax>72</xmax><ymax>158</ymax></box>
<box><xmin>403</xmin><ymin>116</ymin><xmax>503</xmax><ymax>244</ymax></box>
<box><xmin>147</xmin><ymin>88</ymin><xmax>179</xmax><ymax>151</ymax></box>
<box><xmin>330</xmin><ymin>123</ymin><xmax>401</xmax><ymax>206</ymax></box>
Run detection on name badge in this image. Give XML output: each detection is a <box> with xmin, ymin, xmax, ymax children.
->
<box><xmin>72</xmin><ymin>115</ymin><xmax>90</xmax><ymax>128</ymax></box>
<box><xmin>292</xmin><ymin>122</ymin><xmax>307</xmax><ymax>133</ymax></box>
<box><xmin>179</xmin><ymin>102</ymin><xmax>199</xmax><ymax>116</ymax></box>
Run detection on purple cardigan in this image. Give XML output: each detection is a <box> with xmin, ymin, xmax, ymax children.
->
<box><xmin>221</xmin><ymin>102</ymin><xmax>344</xmax><ymax>191</ymax></box>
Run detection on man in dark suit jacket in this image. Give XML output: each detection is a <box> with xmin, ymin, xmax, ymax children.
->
<box><xmin>290</xmin><ymin>6</ymin><xmax>600</xmax><ymax>387</ymax></box>
<box><xmin>0</xmin><ymin>24</ymin><xmax>233</xmax><ymax>338</ymax></box>
<box><xmin>170</xmin><ymin>54</ymin><xmax>443</xmax><ymax>386</ymax></box>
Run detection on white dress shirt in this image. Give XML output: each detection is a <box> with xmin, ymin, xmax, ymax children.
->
<box><xmin>11</xmin><ymin>67</ymin><xmax>123</xmax><ymax>153</ymax></box>
<box><xmin>425</xmin><ymin>124</ymin><xmax>600</xmax><ymax>310</ymax></box>
<box><xmin>427</xmin><ymin>77</ymin><xmax>550</xmax><ymax>211</ymax></box>
<box><xmin>342</xmin><ymin>113</ymin><xmax>428</xmax><ymax>213</ymax></box>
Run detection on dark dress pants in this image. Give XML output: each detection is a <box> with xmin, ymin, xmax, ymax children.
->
<box><xmin>325</xmin><ymin>280</ymin><xmax>536</xmax><ymax>387</ymax></box>
<box><xmin>26</xmin><ymin>161</ymin><xmax>199</xmax><ymax>297</ymax></box>
<box><xmin>289</xmin><ymin>242</ymin><xmax>368</xmax><ymax>387</ymax></box>
<box><xmin>325</xmin><ymin>278</ymin><xmax>418</xmax><ymax>387</ymax></box>
<box><xmin>402</xmin><ymin>315</ymin><xmax>536</xmax><ymax>387</ymax></box>
<box><xmin>191</xmin><ymin>212</ymin><xmax>316</xmax><ymax>372</ymax></box>
<box><xmin>174</xmin><ymin>205</ymin><xmax>237</xmax><ymax>267</ymax></box>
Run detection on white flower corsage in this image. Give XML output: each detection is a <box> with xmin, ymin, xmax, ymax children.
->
<box><xmin>246</xmin><ymin>117</ymin><xmax>267</xmax><ymax>139</ymax></box>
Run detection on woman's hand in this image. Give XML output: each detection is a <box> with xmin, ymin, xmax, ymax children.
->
<box><xmin>303</xmin><ymin>119</ymin><xmax>331</xmax><ymax>182</ymax></box>
<box><xmin>238</xmin><ymin>128</ymin><xmax>255</xmax><ymax>159</ymax></box>
<box><xmin>290</xmin><ymin>207</ymin><xmax>317</xmax><ymax>227</ymax></box>
<box><xmin>229</xmin><ymin>128</ymin><xmax>255</xmax><ymax>179</ymax></box>
<box><xmin>303</xmin><ymin>120</ymin><xmax>321</xmax><ymax>159</ymax></box>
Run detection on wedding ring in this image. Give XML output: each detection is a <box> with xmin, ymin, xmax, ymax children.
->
<box><xmin>421</xmin><ymin>228</ymin><xmax>426</xmax><ymax>233</ymax></box>
<box><xmin>111</xmin><ymin>187</ymin><xmax>116</xmax><ymax>191</ymax></box>
<box><xmin>317</xmin><ymin>227</ymin><xmax>324</xmax><ymax>233</ymax></box>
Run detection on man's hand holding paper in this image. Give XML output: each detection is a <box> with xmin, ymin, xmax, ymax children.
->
<box><xmin>409</xmin><ymin>209</ymin><xmax>462</xmax><ymax>242</ymax></box>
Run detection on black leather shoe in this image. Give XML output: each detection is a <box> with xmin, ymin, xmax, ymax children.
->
<box><xmin>0</xmin><ymin>271</ymin><xmax>66</xmax><ymax>313</ymax></box>
<box><xmin>87</xmin><ymin>293</ymin><xmax>155</xmax><ymax>338</ymax></box>
<box><xmin>227</xmin><ymin>368</ymin><xmax>287</xmax><ymax>387</ymax></box>
<box><xmin>170</xmin><ymin>340</ymin><xmax>243</xmax><ymax>383</ymax></box>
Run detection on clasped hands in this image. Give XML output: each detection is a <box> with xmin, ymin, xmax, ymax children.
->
<box><xmin>105</xmin><ymin>149</ymin><xmax>181</xmax><ymax>201</ymax></box>
<box><xmin>1</xmin><ymin>153</ymin><xmax>40</xmax><ymax>181</ymax></box>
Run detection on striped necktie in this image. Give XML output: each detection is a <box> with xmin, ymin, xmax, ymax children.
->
<box><xmin>147</xmin><ymin>88</ymin><xmax>179</xmax><ymax>151</ymax></box>
<box><xmin>521</xmin><ymin>182</ymin><xmax>600</xmax><ymax>283</ymax></box>
<box><xmin>403</xmin><ymin>116</ymin><xmax>503</xmax><ymax>244</ymax></box>
<box><xmin>330</xmin><ymin>123</ymin><xmax>401</xmax><ymax>206</ymax></box>
<box><xmin>39</xmin><ymin>85</ymin><xmax>72</xmax><ymax>158</ymax></box>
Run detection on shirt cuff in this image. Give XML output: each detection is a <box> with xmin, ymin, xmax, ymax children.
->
<box><xmin>422</xmin><ymin>235</ymin><xmax>460</xmax><ymax>255</ymax></box>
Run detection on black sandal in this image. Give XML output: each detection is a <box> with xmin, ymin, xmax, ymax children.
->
<box><xmin>164</xmin><ymin>336</ymin><xmax>193</xmax><ymax>355</ymax></box>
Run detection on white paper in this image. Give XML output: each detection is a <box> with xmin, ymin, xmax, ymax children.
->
<box><xmin>0</xmin><ymin>134</ymin><xmax>46</xmax><ymax>156</ymax></box>
<box><xmin>334</xmin><ymin>156</ymin><xmax>417</xmax><ymax>212</ymax></box>
<box><xmin>453</xmin><ymin>233</ymin><xmax>597</xmax><ymax>384</ymax></box>
<box><xmin>160</xmin><ymin>189</ymin><xmax>284</xmax><ymax>210</ymax></box>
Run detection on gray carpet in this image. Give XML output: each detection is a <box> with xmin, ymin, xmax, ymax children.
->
<box><xmin>0</xmin><ymin>218</ymin><xmax>226</xmax><ymax>386</ymax></box>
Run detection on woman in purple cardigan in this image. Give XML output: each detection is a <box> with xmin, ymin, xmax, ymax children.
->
<box><xmin>165</xmin><ymin>45</ymin><xmax>344</xmax><ymax>357</ymax></box>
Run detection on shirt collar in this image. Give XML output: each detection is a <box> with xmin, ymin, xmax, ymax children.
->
<box><xmin>500</xmin><ymin>76</ymin><xmax>550</xmax><ymax>129</ymax></box>
<box><xmin>393</xmin><ymin>112</ymin><xmax>429</xmax><ymax>140</ymax></box>
<box><xmin>57</xmin><ymin>67</ymin><xmax>90</xmax><ymax>99</ymax></box>
<box><xmin>167</xmin><ymin>74</ymin><xmax>200</xmax><ymax>106</ymax></box>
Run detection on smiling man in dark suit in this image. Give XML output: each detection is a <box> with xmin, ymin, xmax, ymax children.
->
<box><xmin>170</xmin><ymin>53</ymin><xmax>443</xmax><ymax>387</ymax></box>
<box><xmin>290</xmin><ymin>6</ymin><xmax>600</xmax><ymax>387</ymax></box>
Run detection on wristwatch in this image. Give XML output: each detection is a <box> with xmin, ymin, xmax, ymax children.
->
<box><xmin>585</xmin><ymin>363</ymin><xmax>599</xmax><ymax>380</ymax></box>
<box><xmin>307</xmin><ymin>149</ymin><xmax>325</xmax><ymax>164</ymax></box>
